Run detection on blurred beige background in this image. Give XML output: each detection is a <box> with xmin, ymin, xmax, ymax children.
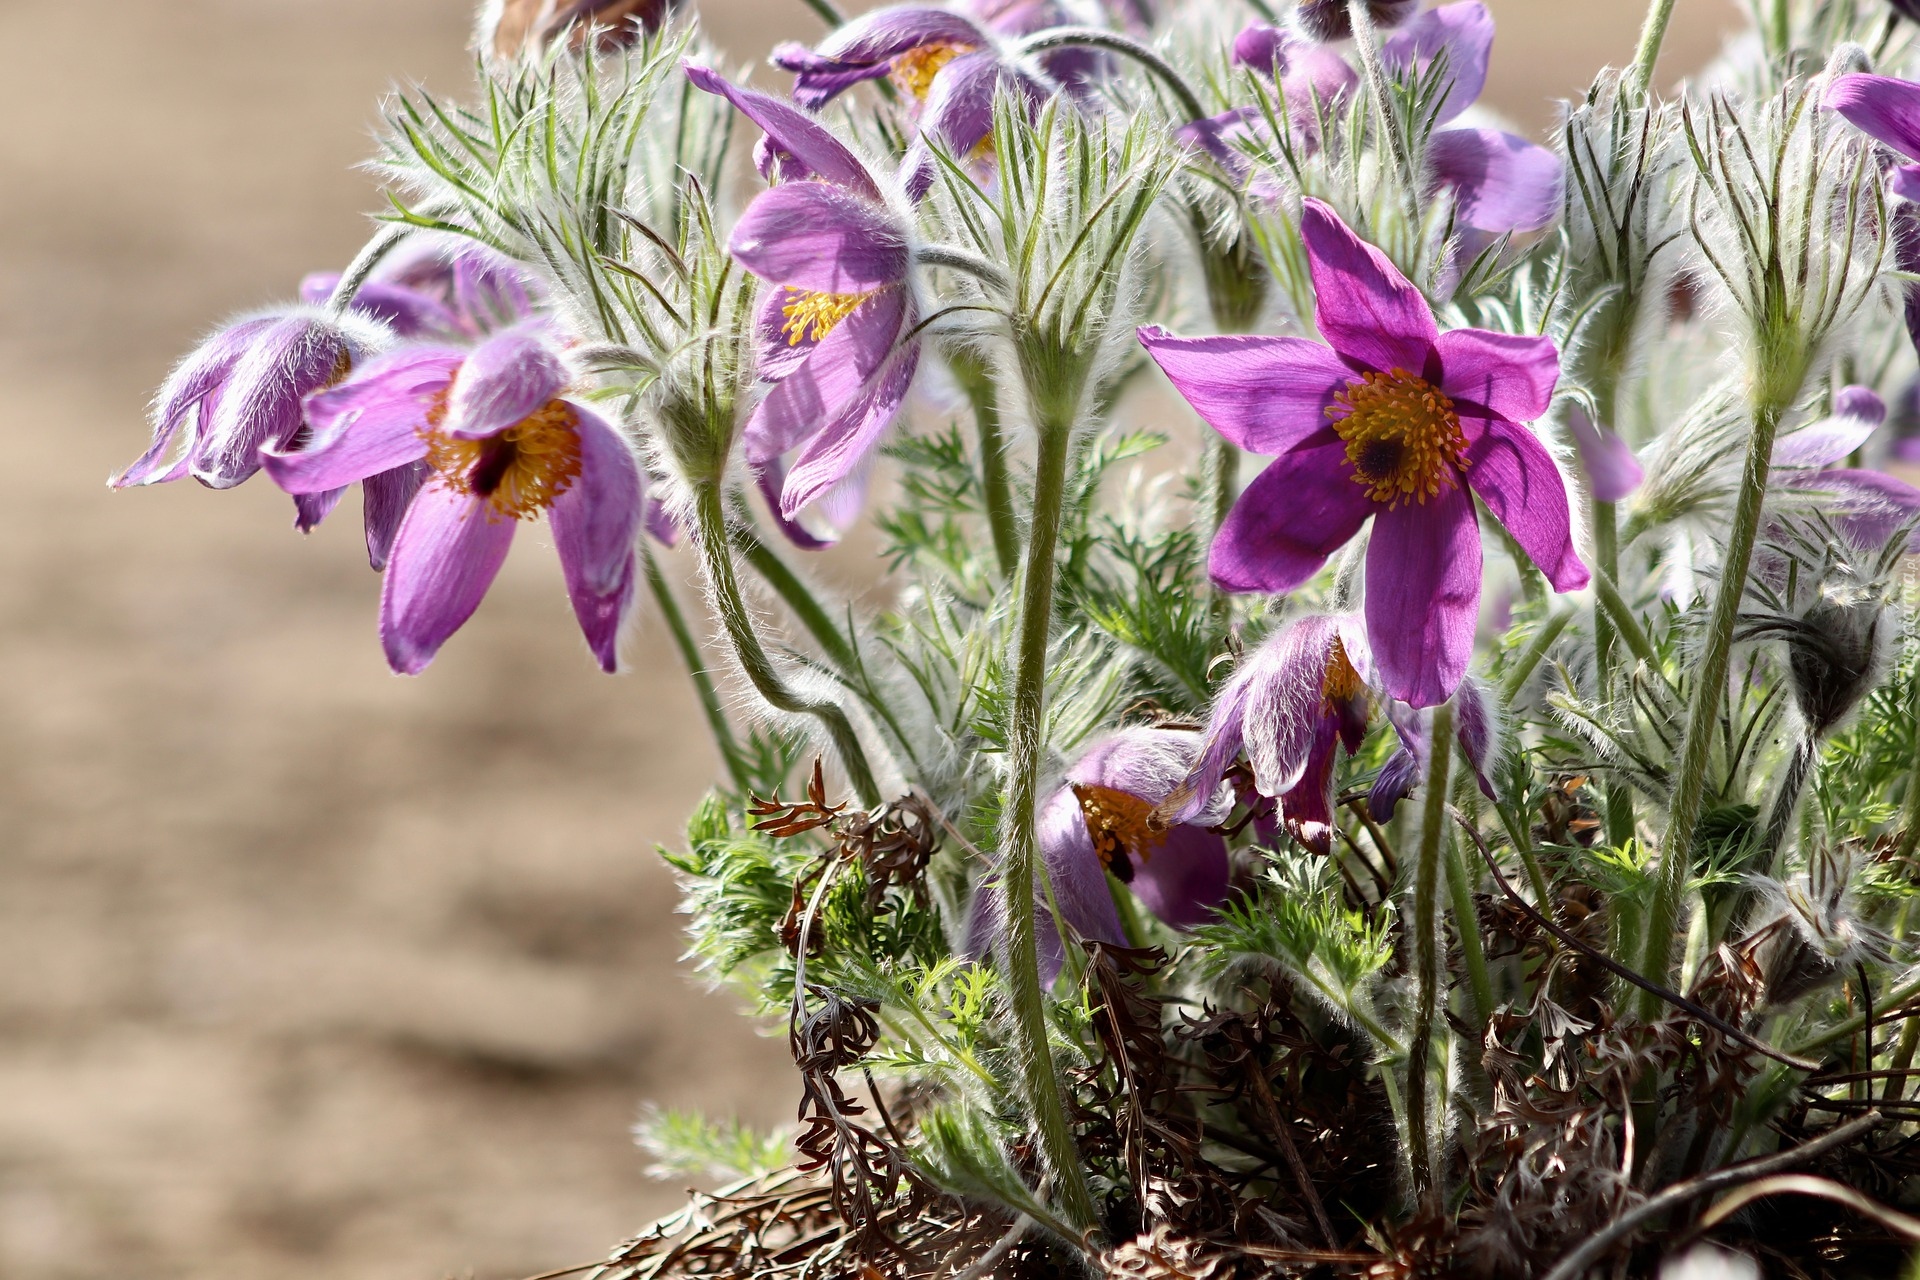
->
<box><xmin>0</xmin><ymin>2</ymin><xmax>1739</xmax><ymax>1278</ymax></box>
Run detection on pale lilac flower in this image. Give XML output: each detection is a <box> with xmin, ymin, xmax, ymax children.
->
<box><xmin>771</xmin><ymin>6</ymin><xmax>1052</xmax><ymax>190</ymax></box>
<box><xmin>481</xmin><ymin>0</ymin><xmax>680</xmax><ymax>62</ymax></box>
<box><xmin>1775</xmin><ymin>385</ymin><xmax>1920</xmax><ymax>552</ymax></box>
<box><xmin>1566</xmin><ymin>407</ymin><xmax>1644</xmax><ymax>503</ymax></box>
<box><xmin>969</xmin><ymin>728</ymin><xmax>1232</xmax><ymax>983</ymax></box>
<box><xmin>1140</xmin><ymin>198</ymin><xmax>1588</xmax><ymax>708</ymax></box>
<box><xmin>689</xmin><ymin>65</ymin><xmax>921</xmax><ymax>520</ymax></box>
<box><xmin>1179</xmin><ymin>25</ymin><xmax>1356</xmax><ymax>174</ymax></box>
<box><xmin>113</xmin><ymin>308</ymin><xmax>387</xmax><ymax>515</ymax></box>
<box><xmin>1370</xmin><ymin>678</ymin><xmax>1499</xmax><ymax>819</ymax></box>
<box><xmin>299</xmin><ymin>243</ymin><xmax>534</xmax><ymax>341</ymax></box>
<box><xmin>262</xmin><ymin>325</ymin><xmax>644</xmax><ymax>674</ymax></box>
<box><xmin>1384</xmin><ymin>2</ymin><xmax>1561</xmax><ymax>238</ymax></box>
<box><xmin>1170</xmin><ymin>615</ymin><xmax>1372</xmax><ymax>855</ymax></box>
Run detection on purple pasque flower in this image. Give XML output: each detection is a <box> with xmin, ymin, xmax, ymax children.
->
<box><xmin>1180</xmin><ymin>25</ymin><xmax>1357</xmax><ymax>176</ymax></box>
<box><xmin>688</xmin><ymin>65</ymin><xmax>922</xmax><ymax>522</ymax></box>
<box><xmin>1774</xmin><ymin>385</ymin><xmax>1920</xmax><ymax>553</ymax></box>
<box><xmin>969</xmin><ymin>728</ymin><xmax>1233</xmax><ymax>984</ymax></box>
<box><xmin>299</xmin><ymin>242</ymin><xmax>535</xmax><ymax>342</ymax></box>
<box><xmin>1383</xmin><ymin>1</ymin><xmax>1561</xmax><ymax>239</ymax></box>
<box><xmin>1370</xmin><ymin>677</ymin><xmax>1499</xmax><ymax>819</ymax></box>
<box><xmin>1566</xmin><ymin>407</ymin><xmax>1644</xmax><ymax>503</ymax></box>
<box><xmin>262</xmin><ymin>324</ymin><xmax>644</xmax><ymax>674</ymax></box>
<box><xmin>771</xmin><ymin>6</ymin><xmax>1052</xmax><ymax>188</ymax></box>
<box><xmin>1295</xmin><ymin>0</ymin><xmax>1419</xmax><ymax>43</ymax></box>
<box><xmin>1140</xmin><ymin>198</ymin><xmax>1589</xmax><ymax>708</ymax></box>
<box><xmin>1170</xmin><ymin>614</ymin><xmax>1373</xmax><ymax>856</ymax></box>
<box><xmin>113</xmin><ymin>307</ymin><xmax>388</xmax><ymax>512</ymax></box>
<box><xmin>1823</xmin><ymin>73</ymin><xmax>1920</xmax><ymax>203</ymax></box>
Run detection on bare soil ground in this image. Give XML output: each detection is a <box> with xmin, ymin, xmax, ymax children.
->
<box><xmin>0</xmin><ymin>3</ymin><xmax>1736</xmax><ymax>1279</ymax></box>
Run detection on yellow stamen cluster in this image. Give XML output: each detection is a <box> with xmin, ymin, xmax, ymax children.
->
<box><xmin>1326</xmin><ymin>368</ymin><xmax>1468</xmax><ymax>507</ymax></box>
<box><xmin>1321</xmin><ymin>634</ymin><xmax>1364</xmax><ymax>713</ymax></box>
<box><xmin>1073</xmin><ymin>782</ymin><xmax>1169</xmax><ymax>883</ymax></box>
<box><xmin>888</xmin><ymin>42</ymin><xmax>968</xmax><ymax>101</ymax></box>
<box><xmin>424</xmin><ymin>399</ymin><xmax>583</xmax><ymax>521</ymax></box>
<box><xmin>780</xmin><ymin>288</ymin><xmax>870</xmax><ymax>346</ymax></box>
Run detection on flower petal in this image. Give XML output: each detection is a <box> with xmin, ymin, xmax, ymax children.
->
<box><xmin>756</xmin><ymin>287</ymin><xmax>820</xmax><ymax>383</ymax></box>
<box><xmin>550</xmin><ymin>405</ymin><xmax>644</xmax><ymax>598</ymax></box>
<box><xmin>301</xmin><ymin>272</ymin><xmax>463</xmax><ymax>338</ymax></box>
<box><xmin>1239</xmin><ymin>616</ymin><xmax>1343</xmax><ymax>799</ymax></box>
<box><xmin>1382</xmin><ymin>0</ymin><xmax>1493</xmax><ymax>126</ymax></box>
<box><xmin>1428</xmin><ymin>127</ymin><xmax>1563</xmax><ymax>235</ymax></box>
<box><xmin>293</xmin><ymin>488</ymin><xmax>344</xmax><ymax>533</ymax></box>
<box><xmin>782</xmin><ymin>338</ymin><xmax>919</xmax><ymax>517</ymax></box>
<box><xmin>1210</xmin><ymin>435</ymin><xmax>1373</xmax><ymax>594</ymax></box>
<box><xmin>1566</xmin><ymin>407</ymin><xmax>1643</xmax><ymax>503</ymax></box>
<box><xmin>1365</xmin><ymin>485</ymin><xmax>1482</xmax><ymax>707</ymax></box>
<box><xmin>1279</xmin><ymin>718</ymin><xmax>1341</xmax><ymax>855</ymax></box>
<box><xmin>192</xmin><ymin>315</ymin><xmax>359</xmax><ymax>490</ymax></box>
<box><xmin>114</xmin><ymin>317</ymin><xmax>275</xmax><ymax>488</ymax></box>
<box><xmin>564</xmin><ymin>547</ymin><xmax>636</xmax><ymax>674</ymax></box>
<box><xmin>444</xmin><ymin>326</ymin><xmax>566</xmax><ymax>440</ymax></box>
<box><xmin>1131</xmin><ymin>824</ymin><xmax>1230</xmax><ymax>930</ymax></box>
<box><xmin>262</xmin><ymin>347</ymin><xmax>457</xmax><ymax>493</ymax></box>
<box><xmin>1434</xmin><ymin>326</ymin><xmax>1559</xmax><ymax>423</ymax></box>
<box><xmin>684</xmin><ymin>63</ymin><xmax>881</xmax><ymax>199</ymax></box>
<box><xmin>1464</xmin><ymin>417</ymin><xmax>1588</xmax><ymax>593</ymax></box>
<box><xmin>1783</xmin><ymin>469</ymin><xmax>1920</xmax><ymax>553</ymax></box>
<box><xmin>1824</xmin><ymin>73</ymin><xmax>1920</xmax><ymax>163</ymax></box>
<box><xmin>363</xmin><ymin>463</ymin><xmax>425</xmax><ymax>572</ymax></box>
<box><xmin>1774</xmin><ymin>387</ymin><xmax>1885</xmax><ymax>468</ymax></box>
<box><xmin>743</xmin><ymin>288</ymin><xmax>909</xmax><ymax>465</ymax></box>
<box><xmin>379</xmin><ymin>484</ymin><xmax>518</xmax><ymax>675</ymax></box>
<box><xmin>1139</xmin><ymin>326</ymin><xmax>1352</xmax><ymax>455</ymax></box>
<box><xmin>917</xmin><ymin>49</ymin><xmax>1007</xmax><ymax>157</ymax></box>
<box><xmin>730</xmin><ymin>182</ymin><xmax>909</xmax><ymax>294</ymax></box>
<box><xmin>1300</xmin><ymin>197</ymin><xmax>1438</xmax><ymax>374</ymax></box>
<box><xmin>773</xmin><ymin>8</ymin><xmax>987</xmax><ymax>79</ymax></box>
<box><xmin>1038</xmin><ymin>786</ymin><xmax>1127</xmax><ymax>945</ymax></box>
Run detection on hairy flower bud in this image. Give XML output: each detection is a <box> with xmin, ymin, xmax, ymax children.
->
<box><xmin>478</xmin><ymin>0</ymin><xmax>675</xmax><ymax>63</ymax></box>
<box><xmin>1293</xmin><ymin>0</ymin><xmax>1418</xmax><ymax>44</ymax></box>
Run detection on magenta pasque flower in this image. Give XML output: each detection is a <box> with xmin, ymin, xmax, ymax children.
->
<box><xmin>262</xmin><ymin>324</ymin><xmax>644</xmax><ymax>675</ymax></box>
<box><xmin>1140</xmin><ymin>198</ymin><xmax>1589</xmax><ymax>708</ymax></box>
<box><xmin>688</xmin><ymin>65</ymin><xmax>921</xmax><ymax>522</ymax></box>
<box><xmin>968</xmin><ymin>728</ymin><xmax>1232</xmax><ymax>983</ymax></box>
<box><xmin>1169</xmin><ymin>614</ymin><xmax>1372</xmax><ymax>855</ymax></box>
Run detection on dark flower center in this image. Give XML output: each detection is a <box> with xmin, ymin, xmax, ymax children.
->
<box><xmin>424</xmin><ymin>399</ymin><xmax>583</xmax><ymax>520</ymax></box>
<box><xmin>1327</xmin><ymin>368</ymin><xmax>1469</xmax><ymax>507</ymax></box>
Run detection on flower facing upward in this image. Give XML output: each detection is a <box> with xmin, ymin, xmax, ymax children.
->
<box><xmin>1140</xmin><ymin>199</ymin><xmax>1588</xmax><ymax>707</ymax></box>
<box><xmin>262</xmin><ymin>325</ymin><xmax>644</xmax><ymax>674</ymax></box>
<box><xmin>968</xmin><ymin>728</ymin><xmax>1232</xmax><ymax>983</ymax></box>
<box><xmin>688</xmin><ymin>66</ymin><xmax>922</xmax><ymax>522</ymax></box>
<box><xmin>1168</xmin><ymin>615</ymin><xmax>1372</xmax><ymax>855</ymax></box>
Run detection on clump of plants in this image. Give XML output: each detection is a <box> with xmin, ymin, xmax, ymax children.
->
<box><xmin>117</xmin><ymin>0</ymin><xmax>1920</xmax><ymax>1274</ymax></box>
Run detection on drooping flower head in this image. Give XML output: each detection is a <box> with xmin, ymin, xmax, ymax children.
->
<box><xmin>300</xmin><ymin>242</ymin><xmax>536</xmax><ymax>342</ymax></box>
<box><xmin>1293</xmin><ymin>0</ymin><xmax>1419</xmax><ymax>44</ymax></box>
<box><xmin>1168</xmin><ymin>614</ymin><xmax>1372</xmax><ymax>855</ymax></box>
<box><xmin>1566</xmin><ymin>407</ymin><xmax>1644</xmax><ymax>504</ymax></box>
<box><xmin>1179</xmin><ymin>24</ymin><xmax>1357</xmax><ymax>176</ymax></box>
<box><xmin>262</xmin><ymin>324</ymin><xmax>644</xmax><ymax>674</ymax></box>
<box><xmin>1140</xmin><ymin>198</ymin><xmax>1589</xmax><ymax>707</ymax></box>
<box><xmin>479</xmin><ymin>0</ymin><xmax>680</xmax><ymax>63</ymax></box>
<box><xmin>968</xmin><ymin>728</ymin><xmax>1232</xmax><ymax>983</ymax></box>
<box><xmin>113</xmin><ymin>308</ymin><xmax>388</xmax><ymax>516</ymax></box>
<box><xmin>771</xmin><ymin>5</ymin><xmax>1055</xmax><ymax>192</ymax></box>
<box><xmin>1773</xmin><ymin>385</ymin><xmax>1920</xmax><ymax>554</ymax></box>
<box><xmin>1370</xmin><ymin>678</ymin><xmax>1499</xmax><ymax>819</ymax></box>
<box><xmin>688</xmin><ymin>65</ymin><xmax>922</xmax><ymax>521</ymax></box>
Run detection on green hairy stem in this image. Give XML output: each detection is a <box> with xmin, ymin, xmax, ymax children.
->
<box><xmin>1629</xmin><ymin>0</ymin><xmax>1682</xmax><ymax>96</ymax></box>
<box><xmin>1639</xmin><ymin>393</ymin><xmax>1789</xmax><ymax>1017</ymax></box>
<box><xmin>642</xmin><ymin>540</ymin><xmax>751</xmax><ymax>794</ymax></box>
<box><xmin>998</xmin><ymin>404</ymin><xmax>1099</xmax><ymax>1236</ymax></box>
<box><xmin>1406</xmin><ymin>699</ymin><xmax>1456</xmax><ymax>1209</ymax></box>
<box><xmin>690</xmin><ymin>483</ymin><xmax>882</xmax><ymax>809</ymax></box>
<box><xmin>951</xmin><ymin>353</ymin><xmax>1021</xmax><ymax>580</ymax></box>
